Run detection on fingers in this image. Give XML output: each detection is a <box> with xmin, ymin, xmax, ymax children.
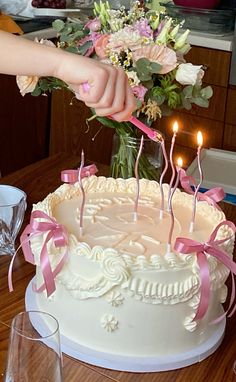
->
<box><xmin>77</xmin><ymin>64</ymin><xmax>136</xmax><ymax>121</ymax></box>
<box><xmin>111</xmin><ymin>76</ymin><xmax>137</xmax><ymax>122</ymax></box>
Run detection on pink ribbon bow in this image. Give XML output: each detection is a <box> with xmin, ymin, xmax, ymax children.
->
<box><xmin>8</xmin><ymin>210</ymin><xmax>68</xmax><ymax>297</ymax></box>
<box><xmin>180</xmin><ymin>168</ymin><xmax>225</xmax><ymax>210</ymax></box>
<box><xmin>174</xmin><ymin>220</ymin><xmax>236</xmax><ymax>322</ymax></box>
<box><xmin>61</xmin><ymin>164</ymin><xmax>98</xmax><ymax>184</ymax></box>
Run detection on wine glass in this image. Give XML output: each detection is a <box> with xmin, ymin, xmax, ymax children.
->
<box><xmin>4</xmin><ymin>311</ymin><xmax>63</xmax><ymax>382</ymax></box>
<box><xmin>0</xmin><ymin>185</ymin><xmax>27</xmax><ymax>256</ymax></box>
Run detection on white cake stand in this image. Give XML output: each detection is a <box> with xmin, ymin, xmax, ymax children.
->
<box><xmin>25</xmin><ymin>279</ymin><xmax>226</xmax><ymax>373</ymax></box>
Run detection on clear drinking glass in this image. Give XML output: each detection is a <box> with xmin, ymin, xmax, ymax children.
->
<box><xmin>4</xmin><ymin>311</ymin><xmax>63</xmax><ymax>382</ymax></box>
<box><xmin>0</xmin><ymin>185</ymin><xmax>27</xmax><ymax>256</ymax></box>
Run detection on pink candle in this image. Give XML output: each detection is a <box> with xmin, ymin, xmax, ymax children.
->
<box><xmin>134</xmin><ymin>135</ymin><xmax>144</xmax><ymax>222</ymax></box>
<box><xmin>159</xmin><ymin>138</ymin><xmax>169</xmax><ymax>219</ymax></box>
<box><xmin>168</xmin><ymin>121</ymin><xmax>179</xmax><ymax>210</ymax></box>
<box><xmin>189</xmin><ymin>131</ymin><xmax>203</xmax><ymax>233</ymax></box>
<box><xmin>167</xmin><ymin>157</ymin><xmax>183</xmax><ymax>253</ymax></box>
<box><xmin>78</xmin><ymin>150</ymin><xmax>86</xmax><ymax>236</ymax></box>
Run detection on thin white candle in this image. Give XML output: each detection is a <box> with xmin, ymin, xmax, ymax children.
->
<box><xmin>168</xmin><ymin>121</ymin><xmax>179</xmax><ymax>211</ymax></box>
<box><xmin>189</xmin><ymin>131</ymin><xmax>203</xmax><ymax>233</ymax></box>
<box><xmin>78</xmin><ymin>150</ymin><xmax>86</xmax><ymax>236</ymax></box>
<box><xmin>167</xmin><ymin>157</ymin><xmax>183</xmax><ymax>254</ymax></box>
<box><xmin>159</xmin><ymin>137</ymin><xmax>169</xmax><ymax>219</ymax></box>
<box><xmin>134</xmin><ymin>135</ymin><xmax>144</xmax><ymax>222</ymax></box>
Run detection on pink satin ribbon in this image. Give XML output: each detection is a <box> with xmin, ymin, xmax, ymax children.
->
<box><xmin>180</xmin><ymin>168</ymin><xmax>225</xmax><ymax>210</ymax></box>
<box><xmin>61</xmin><ymin>164</ymin><xmax>98</xmax><ymax>184</ymax></box>
<box><xmin>174</xmin><ymin>220</ymin><xmax>236</xmax><ymax>322</ymax></box>
<box><xmin>8</xmin><ymin>210</ymin><xmax>68</xmax><ymax>297</ymax></box>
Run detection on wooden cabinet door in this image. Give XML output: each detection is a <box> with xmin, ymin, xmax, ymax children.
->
<box><xmin>0</xmin><ymin>74</ymin><xmax>50</xmax><ymax>176</ymax></box>
<box><xmin>50</xmin><ymin>89</ymin><xmax>114</xmax><ymax>165</ymax></box>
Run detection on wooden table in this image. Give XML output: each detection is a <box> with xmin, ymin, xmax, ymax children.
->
<box><xmin>0</xmin><ymin>153</ymin><xmax>236</xmax><ymax>382</ymax></box>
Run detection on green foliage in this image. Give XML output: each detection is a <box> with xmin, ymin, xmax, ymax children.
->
<box><xmin>135</xmin><ymin>58</ymin><xmax>162</xmax><ymax>82</ymax></box>
<box><xmin>31</xmin><ymin>77</ymin><xmax>68</xmax><ymax>96</ymax></box>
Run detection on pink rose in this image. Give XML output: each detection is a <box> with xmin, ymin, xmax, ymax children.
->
<box><xmin>132</xmin><ymin>85</ymin><xmax>148</xmax><ymax>102</ymax></box>
<box><xmin>94</xmin><ymin>34</ymin><xmax>110</xmax><ymax>59</ymax></box>
<box><xmin>85</xmin><ymin>17</ymin><xmax>101</xmax><ymax>32</ymax></box>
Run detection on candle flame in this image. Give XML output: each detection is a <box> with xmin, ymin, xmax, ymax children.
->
<box><xmin>197</xmin><ymin>131</ymin><xmax>203</xmax><ymax>147</ymax></box>
<box><xmin>173</xmin><ymin>121</ymin><xmax>179</xmax><ymax>133</ymax></box>
<box><xmin>177</xmin><ymin>157</ymin><xmax>183</xmax><ymax>168</ymax></box>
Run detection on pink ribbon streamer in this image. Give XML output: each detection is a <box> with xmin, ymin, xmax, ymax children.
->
<box><xmin>61</xmin><ymin>164</ymin><xmax>98</xmax><ymax>184</ymax></box>
<box><xmin>8</xmin><ymin>210</ymin><xmax>68</xmax><ymax>297</ymax></box>
<box><xmin>180</xmin><ymin>168</ymin><xmax>225</xmax><ymax>210</ymax></box>
<box><xmin>174</xmin><ymin>220</ymin><xmax>236</xmax><ymax>322</ymax></box>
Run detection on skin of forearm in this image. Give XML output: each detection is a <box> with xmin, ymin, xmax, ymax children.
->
<box><xmin>0</xmin><ymin>30</ymin><xmax>66</xmax><ymax>78</ymax></box>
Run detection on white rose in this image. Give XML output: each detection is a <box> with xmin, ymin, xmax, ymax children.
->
<box><xmin>175</xmin><ymin>63</ymin><xmax>204</xmax><ymax>86</ymax></box>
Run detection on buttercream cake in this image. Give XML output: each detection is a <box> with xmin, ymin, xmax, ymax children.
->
<box><xmin>29</xmin><ymin>176</ymin><xmax>235</xmax><ymax>369</ymax></box>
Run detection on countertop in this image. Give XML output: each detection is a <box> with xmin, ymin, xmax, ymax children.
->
<box><xmin>22</xmin><ymin>22</ymin><xmax>234</xmax><ymax>51</ymax></box>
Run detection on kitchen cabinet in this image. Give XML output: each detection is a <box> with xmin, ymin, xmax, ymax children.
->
<box><xmin>156</xmin><ymin>46</ymin><xmax>236</xmax><ymax>166</ymax></box>
<box><xmin>48</xmin><ymin>45</ymin><xmax>236</xmax><ymax>169</ymax></box>
<box><xmin>223</xmin><ymin>85</ymin><xmax>236</xmax><ymax>151</ymax></box>
<box><xmin>0</xmin><ymin>74</ymin><xmax>51</xmax><ymax>176</ymax></box>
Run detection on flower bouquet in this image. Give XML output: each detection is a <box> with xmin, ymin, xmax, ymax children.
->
<box><xmin>17</xmin><ymin>0</ymin><xmax>213</xmax><ymax>180</ymax></box>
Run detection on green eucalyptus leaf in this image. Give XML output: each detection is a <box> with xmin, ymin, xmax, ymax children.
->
<box><xmin>136</xmin><ymin>58</ymin><xmax>151</xmax><ymax>74</ymax></box>
<box><xmin>200</xmin><ymin>86</ymin><xmax>213</xmax><ymax>99</ymax></box>
<box><xmin>181</xmin><ymin>94</ymin><xmax>192</xmax><ymax>110</ymax></box>
<box><xmin>192</xmin><ymin>97</ymin><xmax>209</xmax><ymax>107</ymax></box>
<box><xmin>183</xmin><ymin>85</ymin><xmax>193</xmax><ymax>98</ymax></box>
<box><xmin>70</xmin><ymin>30</ymin><xmax>85</xmax><ymax>40</ymax></box>
<box><xmin>142</xmin><ymin>79</ymin><xmax>154</xmax><ymax>89</ymax></box>
<box><xmin>78</xmin><ymin>41</ymin><xmax>93</xmax><ymax>55</ymax></box>
<box><xmin>150</xmin><ymin>61</ymin><xmax>162</xmax><ymax>74</ymax></box>
<box><xmin>52</xmin><ymin>19</ymin><xmax>65</xmax><ymax>32</ymax></box>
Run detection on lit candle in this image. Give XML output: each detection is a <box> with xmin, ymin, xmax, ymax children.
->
<box><xmin>168</xmin><ymin>121</ymin><xmax>179</xmax><ymax>211</ymax></box>
<box><xmin>134</xmin><ymin>135</ymin><xmax>144</xmax><ymax>222</ymax></box>
<box><xmin>159</xmin><ymin>137</ymin><xmax>169</xmax><ymax>219</ymax></box>
<box><xmin>78</xmin><ymin>150</ymin><xmax>86</xmax><ymax>236</ymax></box>
<box><xmin>189</xmin><ymin>131</ymin><xmax>203</xmax><ymax>233</ymax></box>
<box><xmin>167</xmin><ymin>157</ymin><xmax>183</xmax><ymax>254</ymax></box>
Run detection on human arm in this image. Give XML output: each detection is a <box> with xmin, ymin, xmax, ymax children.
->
<box><xmin>0</xmin><ymin>30</ymin><xmax>136</xmax><ymax>120</ymax></box>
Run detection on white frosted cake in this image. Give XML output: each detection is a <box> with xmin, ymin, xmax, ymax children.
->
<box><xmin>28</xmin><ymin>176</ymin><xmax>235</xmax><ymax>371</ymax></box>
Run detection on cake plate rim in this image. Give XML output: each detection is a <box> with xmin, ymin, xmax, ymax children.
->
<box><xmin>25</xmin><ymin>278</ymin><xmax>226</xmax><ymax>373</ymax></box>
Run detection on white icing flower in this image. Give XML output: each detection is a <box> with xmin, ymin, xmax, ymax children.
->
<box><xmin>106</xmin><ymin>290</ymin><xmax>124</xmax><ymax>307</ymax></box>
<box><xmin>102</xmin><ymin>250</ymin><xmax>130</xmax><ymax>285</ymax></box>
<box><xmin>101</xmin><ymin>314</ymin><xmax>118</xmax><ymax>332</ymax></box>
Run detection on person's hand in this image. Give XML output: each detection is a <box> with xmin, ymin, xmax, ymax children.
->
<box><xmin>54</xmin><ymin>53</ymin><xmax>136</xmax><ymax>122</ymax></box>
